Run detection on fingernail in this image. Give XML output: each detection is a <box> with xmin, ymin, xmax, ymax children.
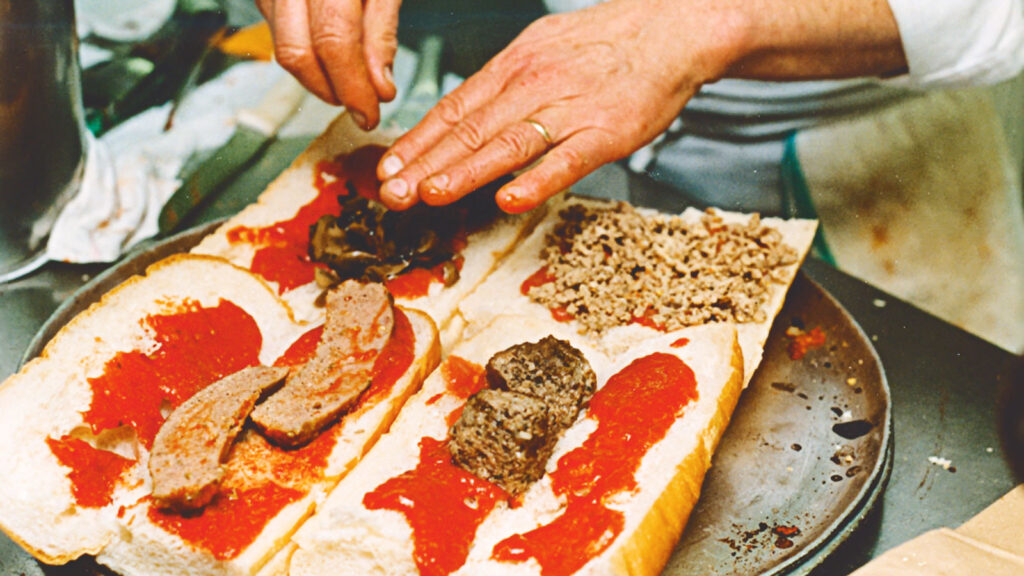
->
<box><xmin>382</xmin><ymin>178</ymin><xmax>410</xmax><ymax>202</ymax></box>
<box><xmin>383</xmin><ymin>65</ymin><xmax>394</xmax><ymax>87</ymax></box>
<box><xmin>350</xmin><ymin>110</ymin><xmax>368</xmax><ymax>129</ymax></box>
<box><xmin>380</xmin><ymin>154</ymin><xmax>404</xmax><ymax>178</ymax></box>
<box><xmin>499</xmin><ymin>186</ymin><xmax>526</xmax><ymax>211</ymax></box>
<box><xmin>425</xmin><ymin>174</ymin><xmax>450</xmax><ymax>192</ymax></box>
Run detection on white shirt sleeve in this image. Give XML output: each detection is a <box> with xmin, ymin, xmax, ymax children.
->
<box><xmin>886</xmin><ymin>0</ymin><xmax>1024</xmax><ymax>88</ymax></box>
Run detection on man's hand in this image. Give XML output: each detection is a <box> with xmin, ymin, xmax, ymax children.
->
<box><xmin>374</xmin><ymin>0</ymin><xmax>733</xmax><ymax>213</ymax></box>
<box><xmin>255</xmin><ymin>0</ymin><xmax>402</xmax><ymax>129</ymax></box>
<box><xmin>373</xmin><ymin>0</ymin><xmax>904</xmax><ymax>214</ymax></box>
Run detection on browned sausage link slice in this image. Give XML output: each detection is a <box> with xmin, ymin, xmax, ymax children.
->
<box><xmin>251</xmin><ymin>281</ymin><xmax>394</xmax><ymax>448</ymax></box>
<box><xmin>149</xmin><ymin>365</ymin><xmax>290</xmax><ymax>511</ymax></box>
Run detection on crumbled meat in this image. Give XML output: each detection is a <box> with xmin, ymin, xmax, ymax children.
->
<box><xmin>149</xmin><ymin>365</ymin><xmax>289</xmax><ymax>511</ymax></box>
<box><xmin>449</xmin><ymin>337</ymin><xmax>595</xmax><ymax>495</ymax></box>
<box><xmin>449</xmin><ymin>389</ymin><xmax>555</xmax><ymax>496</ymax></box>
<box><xmin>251</xmin><ymin>280</ymin><xmax>393</xmax><ymax>447</ymax></box>
<box><xmin>527</xmin><ymin>203</ymin><xmax>799</xmax><ymax>333</ymax></box>
<box><xmin>485</xmin><ymin>336</ymin><xmax>596</xmax><ymax>430</ymax></box>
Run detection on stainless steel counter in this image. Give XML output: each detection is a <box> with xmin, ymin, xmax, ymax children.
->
<box><xmin>0</xmin><ymin>150</ymin><xmax>1018</xmax><ymax>576</ymax></box>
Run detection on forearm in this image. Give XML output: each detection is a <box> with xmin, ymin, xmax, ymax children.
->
<box><xmin>665</xmin><ymin>0</ymin><xmax>908</xmax><ymax>83</ymax></box>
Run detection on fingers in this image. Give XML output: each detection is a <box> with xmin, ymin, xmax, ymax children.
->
<box><xmin>271</xmin><ymin>0</ymin><xmax>339</xmax><ymax>105</ymax></box>
<box><xmin>308</xmin><ymin>0</ymin><xmax>380</xmax><ymax>128</ymax></box>
<box><xmin>379</xmin><ymin>89</ymin><xmax>547</xmax><ymax>207</ymax></box>
<box><xmin>267</xmin><ymin>0</ymin><xmax>398</xmax><ymax>129</ymax></box>
<box><xmin>417</xmin><ymin>117</ymin><xmax>556</xmax><ymax>206</ymax></box>
<box><xmin>255</xmin><ymin>0</ymin><xmax>273</xmax><ymax>21</ymax></box>
<box><xmin>376</xmin><ymin>67</ymin><xmax>508</xmax><ymax>183</ymax></box>
<box><xmin>362</xmin><ymin>0</ymin><xmax>401</xmax><ymax>103</ymax></box>
<box><xmin>496</xmin><ymin>130</ymin><xmax>613</xmax><ymax>213</ymax></box>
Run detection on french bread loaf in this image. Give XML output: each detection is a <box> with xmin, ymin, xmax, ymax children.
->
<box><xmin>191</xmin><ymin>112</ymin><xmax>544</xmax><ymax>349</ymax></box>
<box><xmin>457</xmin><ymin>194</ymin><xmax>817</xmax><ymax>385</ymax></box>
<box><xmin>0</xmin><ymin>108</ymin><xmax>818</xmax><ymax>576</ymax></box>
<box><xmin>283</xmin><ymin>314</ymin><xmax>743</xmax><ymax>576</ymax></box>
<box><xmin>0</xmin><ymin>254</ymin><xmax>441</xmax><ymax>576</ymax></box>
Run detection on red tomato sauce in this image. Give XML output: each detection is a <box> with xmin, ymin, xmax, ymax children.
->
<box><xmin>149</xmin><ymin>307</ymin><xmax>415</xmax><ymax>560</ymax></box>
<box><xmin>363</xmin><ymin>437</ymin><xmax>507</xmax><ymax>576</ymax></box>
<box><xmin>47</xmin><ymin>299</ymin><xmax>262</xmax><ymax>509</ymax></box>
<box><xmin>274</xmin><ymin>325</ymin><xmax>324</xmax><ymax>367</ymax></box>
<box><xmin>440</xmin><ymin>355</ymin><xmax>487</xmax><ymax>426</ymax></box>
<box><xmin>520</xmin><ymin>266</ymin><xmax>572</xmax><ymax>322</ymax></box>
<box><xmin>385</xmin><ymin>256</ymin><xmax>464</xmax><ymax>300</ymax></box>
<box><xmin>82</xmin><ymin>299</ymin><xmax>262</xmax><ymax>451</ymax></box>
<box><xmin>46</xmin><ymin>436</ymin><xmax>135</xmax><ymax>508</ymax></box>
<box><xmin>362</xmin><ymin>308</ymin><xmax>416</xmax><ymax>404</ymax></box>
<box><xmin>671</xmin><ymin>337</ymin><xmax>690</xmax><ymax>348</ymax></box>
<box><xmin>226</xmin><ymin>145</ymin><xmax>387</xmax><ymax>294</ymax></box>
<box><xmin>441</xmin><ymin>355</ymin><xmax>487</xmax><ymax>400</ymax></box>
<box><xmin>149</xmin><ymin>420</ymin><xmax>337</xmax><ymax>560</ymax></box>
<box><xmin>148</xmin><ymin>484</ymin><xmax>304</xmax><ymax>561</ymax></box>
<box><xmin>630</xmin><ymin>307</ymin><xmax>666</xmax><ymax>331</ymax></box>
<box><xmin>492</xmin><ymin>352</ymin><xmax>699</xmax><ymax>575</ymax></box>
<box><xmin>786</xmin><ymin>326</ymin><xmax>826</xmax><ymax>360</ymax></box>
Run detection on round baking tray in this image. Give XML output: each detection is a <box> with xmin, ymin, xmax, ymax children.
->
<box><xmin>666</xmin><ymin>272</ymin><xmax>892</xmax><ymax>575</ymax></box>
<box><xmin>18</xmin><ymin>221</ymin><xmax>891</xmax><ymax>576</ymax></box>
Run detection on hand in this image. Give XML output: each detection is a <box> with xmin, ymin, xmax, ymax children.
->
<box><xmin>373</xmin><ymin>0</ymin><xmax>906</xmax><ymax>214</ymax></box>
<box><xmin>255</xmin><ymin>0</ymin><xmax>402</xmax><ymax>129</ymax></box>
<box><xmin>375</xmin><ymin>0</ymin><xmax>734</xmax><ymax>213</ymax></box>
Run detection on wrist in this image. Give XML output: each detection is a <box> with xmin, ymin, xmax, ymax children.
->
<box><xmin>640</xmin><ymin>0</ymin><xmax>757</xmax><ymax>86</ymax></box>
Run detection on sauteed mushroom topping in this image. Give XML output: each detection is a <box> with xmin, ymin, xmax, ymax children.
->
<box><xmin>309</xmin><ymin>179</ymin><xmax>504</xmax><ymax>294</ymax></box>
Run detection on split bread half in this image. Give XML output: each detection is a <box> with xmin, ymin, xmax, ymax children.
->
<box><xmin>0</xmin><ymin>254</ymin><xmax>441</xmax><ymax>575</ymax></box>
<box><xmin>457</xmin><ymin>194</ymin><xmax>818</xmax><ymax>385</ymax></box>
<box><xmin>283</xmin><ymin>314</ymin><xmax>744</xmax><ymax>576</ymax></box>
<box><xmin>191</xmin><ymin>112</ymin><xmax>544</xmax><ymax>349</ymax></box>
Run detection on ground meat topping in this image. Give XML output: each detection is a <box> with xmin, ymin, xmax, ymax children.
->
<box><xmin>527</xmin><ymin>203</ymin><xmax>799</xmax><ymax>334</ymax></box>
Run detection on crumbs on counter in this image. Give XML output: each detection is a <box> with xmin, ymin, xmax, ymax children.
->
<box><xmin>772</xmin><ymin>525</ymin><xmax>801</xmax><ymax>549</ymax></box>
<box><xmin>785</xmin><ymin>325</ymin><xmax>826</xmax><ymax>360</ymax></box>
<box><xmin>928</xmin><ymin>456</ymin><xmax>958</xmax><ymax>473</ymax></box>
<box><xmin>770</xmin><ymin>381</ymin><xmax>797</xmax><ymax>393</ymax></box>
<box><xmin>831</xmin><ymin>445</ymin><xmax>856</xmax><ymax>466</ymax></box>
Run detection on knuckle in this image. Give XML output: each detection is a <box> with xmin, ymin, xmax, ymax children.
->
<box><xmin>274</xmin><ymin>44</ymin><xmax>312</xmax><ymax>73</ymax></box>
<box><xmin>433</xmin><ymin>93</ymin><xmax>469</xmax><ymax>127</ymax></box>
<box><xmin>369</xmin><ymin>28</ymin><xmax>399</xmax><ymax>53</ymax></box>
<box><xmin>457</xmin><ymin>163</ymin><xmax>485</xmax><ymax>189</ymax></box>
<box><xmin>554</xmin><ymin>145</ymin><xmax>589</xmax><ymax>176</ymax></box>
<box><xmin>311</xmin><ymin>28</ymin><xmax>359</xmax><ymax>59</ymax></box>
<box><xmin>408</xmin><ymin>158</ymin><xmax>440</xmax><ymax>183</ymax></box>
<box><xmin>451</xmin><ymin>119</ymin><xmax>488</xmax><ymax>152</ymax></box>
<box><xmin>496</xmin><ymin>127</ymin><xmax>535</xmax><ymax>164</ymax></box>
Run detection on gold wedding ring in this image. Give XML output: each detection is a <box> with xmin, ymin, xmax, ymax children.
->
<box><xmin>525</xmin><ymin>119</ymin><xmax>554</xmax><ymax>145</ymax></box>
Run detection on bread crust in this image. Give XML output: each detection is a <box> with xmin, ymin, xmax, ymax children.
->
<box><xmin>0</xmin><ymin>253</ymin><xmax>440</xmax><ymax>575</ymax></box>
<box><xmin>607</xmin><ymin>332</ymin><xmax>744</xmax><ymax>576</ymax></box>
<box><xmin>190</xmin><ymin>112</ymin><xmax>545</xmax><ymax>343</ymax></box>
<box><xmin>0</xmin><ymin>110</ymin><xmax>814</xmax><ymax>576</ymax></box>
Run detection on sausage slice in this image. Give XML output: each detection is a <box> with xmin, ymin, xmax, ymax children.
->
<box><xmin>251</xmin><ymin>281</ymin><xmax>394</xmax><ymax>447</ymax></box>
<box><xmin>149</xmin><ymin>365</ymin><xmax>289</xmax><ymax>511</ymax></box>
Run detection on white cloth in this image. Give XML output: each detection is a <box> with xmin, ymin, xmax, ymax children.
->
<box><xmin>47</xmin><ymin>61</ymin><xmax>290</xmax><ymax>263</ymax></box>
<box><xmin>545</xmin><ymin>0</ymin><xmax>1024</xmax><ymax>88</ymax></box>
<box><xmin>887</xmin><ymin>0</ymin><xmax>1024</xmax><ymax>88</ymax></box>
<box><xmin>47</xmin><ymin>47</ymin><xmax>420</xmax><ymax>264</ymax></box>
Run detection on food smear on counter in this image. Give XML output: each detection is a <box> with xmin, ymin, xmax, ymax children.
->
<box><xmin>785</xmin><ymin>325</ymin><xmax>826</xmax><ymax>360</ymax></box>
